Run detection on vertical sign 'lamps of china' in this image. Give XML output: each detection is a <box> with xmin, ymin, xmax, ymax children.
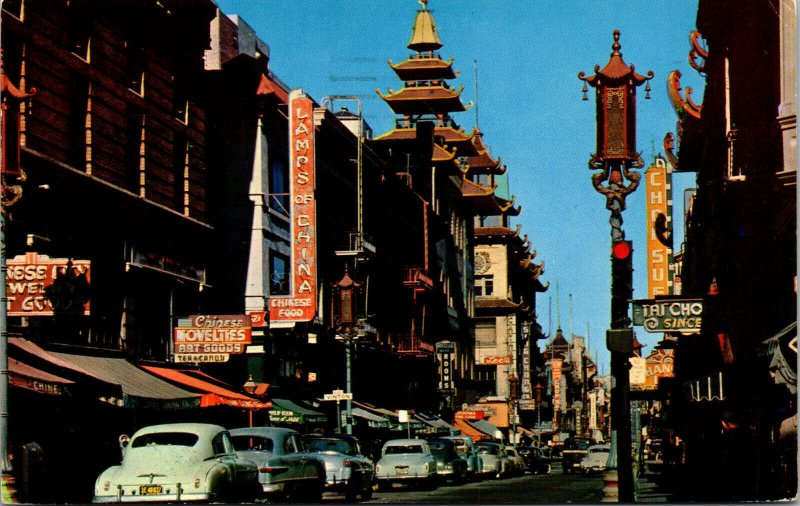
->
<box><xmin>269</xmin><ymin>90</ymin><xmax>318</xmax><ymax>323</ymax></box>
<box><xmin>579</xmin><ymin>30</ymin><xmax>653</xmax><ymax>503</ymax></box>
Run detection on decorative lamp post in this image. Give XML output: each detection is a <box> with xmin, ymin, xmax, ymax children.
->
<box><xmin>578</xmin><ymin>30</ymin><xmax>652</xmax><ymax>503</ymax></box>
<box><xmin>333</xmin><ymin>266</ymin><xmax>361</xmax><ymax>435</ymax></box>
<box><xmin>535</xmin><ymin>382</ymin><xmax>544</xmax><ymax>445</ymax></box>
<box><xmin>508</xmin><ymin>374</ymin><xmax>519</xmax><ymax>447</ymax></box>
<box><xmin>243</xmin><ymin>375</ymin><xmax>257</xmax><ymax>427</ymax></box>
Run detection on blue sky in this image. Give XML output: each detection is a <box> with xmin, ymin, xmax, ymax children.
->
<box><xmin>214</xmin><ymin>0</ymin><xmax>703</xmax><ymax>373</ymax></box>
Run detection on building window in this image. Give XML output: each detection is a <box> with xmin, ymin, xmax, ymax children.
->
<box><xmin>126</xmin><ymin>42</ymin><xmax>145</xmax><ymax>95</ymax></box>
<box><xmin>269</xmin><ymin>156</ymin><xmax>289</xmax><ymax>214</ymax></box>
<box><xmin>475</xmin><ymin>274</ymin><xmax>494</xmax><ymax>296</ymax></box>
<box><xmin>2</xmin><ymin>0</ymin><xmax>22</xmax><ymax>19</ymax></box>
<box><xmin>67</xmin><ymin>75</ymin><xmax>89</xmax><ymax>172</ymax></box>
<box><xmin>126</xmin><ymin>107</ymin><xmax>144</xmax><ymax>194</ymax></box>
<box><xmin>68</xmin><ymin>6</ymin><xmax>91</xmax><ymax>61</ymax></box>
<box><xmin>173</xmin><ymin>72</ymin><xmax>188</xmax><ymax>123</ymax></box>
<box><xmin>173</xmin><ymin>134</ymin><xmax>188</xmax><ymax>213</ymax></box>
<box><xmin>476</xmin><ymin>319</ymin><xmax>496</xmax><ymax>347</ymax></box>
<box><xmin>270</xmin><ymin>253</ymin><xmax>290</xmax><ymax>295</ymax></box>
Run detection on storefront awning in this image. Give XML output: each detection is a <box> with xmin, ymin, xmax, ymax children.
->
<box><xmin>415</xmin><ymin>413</ymin><xmax>458</xmax><ymax>435</ymax></box>
<box><xmin>454</xmin><ymin>418</ymin><xmax>493</xmax><ymax>441</ymax></box>
<box><xmin>9</xmin><ymin>338</ymin><xmax>123</xmax><ymax>401</ymax></box>
<box><xmin>351</xmin><ymin>407</ymin><xmax>392</xmax><ymax>428</ymax></box>
<box><xmin>9</xmin><ymin>357</ymin><xmax>74</xmax><ymax>396</ymax></box>
<box><xmin>46</xmin><ymin>350</ymin><xmax>201</xmax><ymax>409</ymax></box>
<box><xmin>140</xmin><ymin>366</ymin><xmax>271</xmax><ymax>410</ymax></box>
<box><xmin>269</xmin><ymin>398</ymin><xmax>327</xmax><ymax>424</ymax></box>
<box><xmin>470</xmin><ymin>419</ymin><xmax>502</xmax><ymax>440</ymax></box>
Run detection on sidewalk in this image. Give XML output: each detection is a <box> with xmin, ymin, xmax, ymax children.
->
<box><xmin>635</xmin><ymin>470</ymin><xmax>673</xmax><ymax>503</ymax></box>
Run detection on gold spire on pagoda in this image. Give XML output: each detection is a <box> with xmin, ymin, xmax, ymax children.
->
<box><xmin>408</xmin><ymin>0</ymin><xmax>442</xmax><ymax>52</ymax></box>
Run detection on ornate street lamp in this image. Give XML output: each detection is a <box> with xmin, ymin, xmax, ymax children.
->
<box><xmin>578</xmin><ymin>30</ymin><xmax>652</xmax><ymax>503</ymax></box>
<box><xmin>243</xmin><ymin>375</ymin><xmax>257</xmax><ymax>427</ymax></box>
<box><xmin>332</xmin><ymin>266</ymin><xmax>362</xmax><ymax>435</ymax></box>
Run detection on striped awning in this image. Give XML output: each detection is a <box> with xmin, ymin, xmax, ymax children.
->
<box><xmin>141</xmin><ymin>366</ymin><xmax>271</xmax><ymax>410</ymax></box>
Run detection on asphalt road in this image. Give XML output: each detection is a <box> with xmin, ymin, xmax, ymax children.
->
<box><xmin>322</xmin><ymin>463</ymin><xmax>606</xmax><ymax>504</ymax></box>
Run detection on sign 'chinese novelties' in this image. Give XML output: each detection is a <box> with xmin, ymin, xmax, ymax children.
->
<box><xmin>173</xmin><ymin>314</ymin><xmax>252</xmax><ymax>357</ymax></box>
<box><xmin>269</xmin><ymin>89</ymin><xmax>317</xmax><ymax>323</ymax></box>
<box><xmin>645</xmin><ymin>158</ymin><xmax>672</xmax><ymax>297</ymax></box>
<box><xmin>6</xmin><ymin>253</ymin><xmax>91</xmax><ymax>316</ymax></box>
<box><xmin>632</xmin><ymin>298</ymin><xmax>703</xmax><ymax>333</ymax></box>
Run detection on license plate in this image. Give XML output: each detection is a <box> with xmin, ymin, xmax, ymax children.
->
<box><xmin>139</xmin><ymin>485</ymin><xmax>163</xmax><ymax>495</ymax></box>
<box><xmin>396</xmin><ymin>467</ymin><xmax>408</xmax><ymax>475</ymax></box>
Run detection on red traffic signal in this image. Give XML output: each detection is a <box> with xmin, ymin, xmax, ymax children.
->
<box><xmin>611</xmin><ymin>240</ymin><xmax>632</xmax><ymax>260</ymax></box>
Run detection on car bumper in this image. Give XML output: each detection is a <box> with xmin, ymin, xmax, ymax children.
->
<box><xmin>93</xmin><ymin>492</ymin><xmax>212</xmax><ymax>503</ymax></box>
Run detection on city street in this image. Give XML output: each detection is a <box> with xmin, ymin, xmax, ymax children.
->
<box><xmin>323</xmin><ymin>464</ymin><xmax>604</xmax><ymax>504</ymax></box>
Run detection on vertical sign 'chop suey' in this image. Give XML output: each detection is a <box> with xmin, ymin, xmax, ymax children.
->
<box><xmin>269</xmin><ymin>89</ymin><xmax>317</xmax><ymax>323</ymax></box>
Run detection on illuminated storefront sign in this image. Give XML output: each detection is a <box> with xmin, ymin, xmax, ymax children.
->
<box><xmin>632</xmin><ymin>298</ymin><xmax>703</xmax><ymax>333</ymax></box>
<box><xmin>6</xmin><ymin>253</ymin><xmax>91</xmax><ymax>316</ymax></box>
<box><xmin>645</xmin><ymin>159</ymin><xmax>672</xmax><ymax>297</ymax></box>
<box><xmin>173</xmin><ymin>314</ymin><xmax>251</xmax><ymax>362</ymax></box>
<box><xmin>269</xmin><ymin>89</ymin><xmax>317</xmax><ymax>323</ymax></box>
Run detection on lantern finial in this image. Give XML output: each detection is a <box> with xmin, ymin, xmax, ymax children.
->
<box><xmin>611</xmin><ymin>29</ymin><xmax>621</xmax><ymax>54</ymax></box>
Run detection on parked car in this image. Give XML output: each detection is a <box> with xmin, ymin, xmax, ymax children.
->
<box><xmin>375</xmin><ymin>439</ymin><xmax>437</xmax><ymax>490</ymax></box>
<box><xmin>504</xmin><ymin>446</ymin><xmax>526</xmax><ymax>476</ymax></box>
<box><xmin>428</xmin><ymin>439</ymin><xmax>468</xmax><ymax>483</ymax></box>
<box><xmin>561</xmin><ymin>437</ymin><xmax>593</xmax><ymax>474</ymax></box>
<box><xmin>228</xmin><ymin>426</ymin><xmax>325</xmax><ymax>502</ymax></box>
<box><xmin>579</xmin><ymin>443</ymin><xmax>611</xmax><ymax>475</ymax></box>
<box><xmin>475</xmin><ymin>441</ymin><xmax>510</xmax><ymax>478</ymax></box>
<box><xmin>93</xmin><ymin>423</ymin><xmax>260</xmax><ymax>503</ymax></box>
<box><xmin>517</xmin><ymin>445</ymin><xmax>552</xmax><ymax>475</ymax></box>
<box><xmin>303</xmin><ymin>434</ymin><xmax>375</xmax><ymax>501</ymax></box>
<box><xmin>442</xmin><ymin>434</ymin><xmax>483</xmax><ymax>480</ymax></box>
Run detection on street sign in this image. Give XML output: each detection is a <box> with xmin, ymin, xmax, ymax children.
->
<box><xmin>631</xmin><ymin>298</ymin><xmax>703</xmax><ymax>333</ymax></box>
<box><xmin>323</xmin><ymin>389</ymin><xmax>353</xmax><ymax>401</ymax></box>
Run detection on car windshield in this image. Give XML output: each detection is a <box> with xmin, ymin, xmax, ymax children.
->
<box><xmin>385</xmin><ymin>445</ymin><xmax>424</xmax><ymax>455</ymax></box>
<box><xmin>428</xmin><ymin>442</ymin><xmax>455</xmax><ymax>459</ymax></box>
<box><xmin>229</xmin><ymin>435</ymin><xmax>274</xmax><ymax>453</ymax></box>
<box><xmin>306</xmin><ymin>438</ymin><xmax>356</xmax><ymax>455</ymax></box>
<box><xmin>477</xmin><ymin>445</ymin><xmax>499</xmax><ymax>455</ymax></box>
<box><xmin>131</xmin><ymin>432</ymin><xmax>199</xmax><ymax>448</ymax></box>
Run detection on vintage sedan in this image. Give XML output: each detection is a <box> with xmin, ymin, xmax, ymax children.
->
<box><xmin>517</xmin><ymin>445</ymin><xmax>552</xmax><ymax>475</ymax></box>
<box><xmin>504</xmin><ymin>446</ymin><xmax>526</xmax><ymax>476</ymax></box>
<box><xmin>475</xmin><ymin>441</ymin><xmax>510</xmax><ymax>479</ymax></box>
<box><xmin>442</xmin><ymin>435</ymin><xmax>483</xmax><ymax>480</ymax></box>
<box><xmin>93</xmin><ymin>423</ymin><xmax>260</xmax><ymax>503</ymax></box>
<box><xmin>229</xmin><ymin>426</ymin><xmax>325</xmax><ymax>502</ymax></box>
<box><xmin>428</xmin><ymin>439</ymin><xmax>468</xmax><ymax>483</ymax></box>
<box><xmin>579</xmin><ymin>443</ymin><xmax>611</xmax><ymax>475</ymax></box>
<box><xmin>303</xmin><ymin>434</ymin><xmax>375</xmax><ymax>501</ymax></box>
<box><xmin>375</xmin><ymin>439</ymin><xmax>437</xmax><ymax>490</ymax></box>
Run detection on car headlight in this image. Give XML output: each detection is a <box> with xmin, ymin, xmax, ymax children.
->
<box><xmin>376</xmin><ymin>464</ymin><xmax>382</xmax><ymax>473</ymax></box>
<box><xmin>423</xmin><ymin>462</ymin><xmax>430</xmax><ymax>473</ymax></box>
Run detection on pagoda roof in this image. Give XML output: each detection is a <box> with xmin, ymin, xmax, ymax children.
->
<box><xmin>373</xmin><ymin>124</ymin><xmax>481</xmax><ymax>156</ymax></box>
<box><xmin>407</xmin><ymin>1</ymin><xmax>443</xmax><ymax>52</ymax></box>
<box><xmin>578</xmin><ymin>30</ymin><xmax>653</xmax><ymax>88</ymax></box>
<box><xmin>459</xmin><ymin>178</ymin><xmax>521</xmax><ymax>217</ymax></box>
<box><xmin>551</xmin><ymin>329</ymin><xmax>569</xmax><ymax>347</ymax></box>
<box><xmin>389</xmin><ymin>56</ymin><xmax>458</xmax><ymax>81</ymax></box>
<box><xmin>461</xmin><ymin>131</ymin><xmax>506</xmax><ymax>175</ymax></box>
<box><xmin>376</xmin><ymin>84</ymin><xmax>472</xmax><ymax>115</ymax></box>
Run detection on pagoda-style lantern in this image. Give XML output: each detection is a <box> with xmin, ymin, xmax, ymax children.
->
<box><xmin>332</xmin><ymin>266</ymin><xmax>361</xmax><ymax>332</ymax></box>
<box><xmin>579</xmin><ymin>30</ymin><xmax>653</xmax><ymax>241</ymax></box>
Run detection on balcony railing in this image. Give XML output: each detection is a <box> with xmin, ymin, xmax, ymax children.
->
<box><xmin>395</xmin><ymin>334</ymin><xmax>435</xmax><ymax>356</ymax></box>
<box><xmin>402</xmin><ymin>266</ymin><xmax>433</xmax><ymax>290</ymax></box>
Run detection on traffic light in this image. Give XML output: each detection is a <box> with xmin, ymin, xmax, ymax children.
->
<box><xmin>611</xmin><ymin>240</ymin><xmax>633</xmax><ymax>327</ymax></box>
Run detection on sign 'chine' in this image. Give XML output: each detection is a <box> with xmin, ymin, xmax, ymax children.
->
<box><xmin>269</xmin><ymin>89</ymin><xmax>317</xmax><ymax>323</ymax></box>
